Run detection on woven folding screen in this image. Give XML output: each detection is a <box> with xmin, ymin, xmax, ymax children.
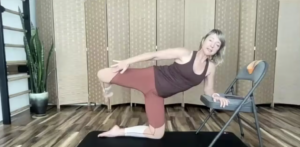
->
<box><xmin>156</xmin><ymin>0</ymin><xmax>185</xmax><ymax>105</ymax></box>
<box><xmin>52</xmin><ymin>0</ymin><xmax>89</xmax><ymax>105</ymax></box>
<box><xmin>183</xmin><ymin>0</ymin><xmax>215</xmax><ymax>106</ymax></box>
<box><xmin>254</xmin><ymin>0</ymin><xmax>279</xmax><ymax>104</ymax></box>
<box><xmin>236</xmin><ymin>0</ymin><xmax>257</xmax><ymax>97</ymax></box>
<box><xmin>129</xmin><ymin>0</ymin><xmax>157</xmax><ymax>105</ymax></box>
<box><xmin>214</xmin><ymin>0</ymin><xmax>240</xmax><ymax>94</ymax></box>
<box><xmin>106</xmin><ymin>0</ymin><xmax>131</xmax><ymax>108</ymax></box>
<box><xmin>85</xmin><ymin>0</ymin><xmax>108</xmax><ymax>106</ymax></box>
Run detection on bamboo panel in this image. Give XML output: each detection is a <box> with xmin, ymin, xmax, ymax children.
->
<box><xmin>273</xmin><ymin>0</ymin><xmax>300</xmax><ymax>105</ymax></box>
<box><xmin>52</xmin><ymin>0</ymin><xmax>89</xmax><ymax>105</ymax></box>
<box><xmin>36</xmin><ymin>0</ymin><xmax>58</xmax><ymax>105</ymax></box>
<box><xmin>236</xmin><ymin>0</ymin><xmax>257</xmax><ymax>97</ymax></box>
<box><xmin>157</xmin><ymin>0</ymin><xmax>185</xmax><ymax>105</ymax></box>
<box><xmin>254</xmin><ymin>0</ymin><xmax>279</xmax><ymax>104</ymax></box>
<box><xmin>183</xmin><ymin>0</ymin><xmax>215</xmax><ymax>106</ymax></box>
<box><xmin>129</xmin><ymin>0</ymin><xmax>157</xmax><ymax>105</ymax></box>
<box><xmin>85</xmin><ymin>0</ymin><xmax>108</xmax><ymax>106</ymax></box>
<box><xmin>107</xmin><ymin>0</ymin><xmax>131</xmax><ymax>107</ymax></box>
<box><xmin>214</xmin><ymin>0</ymin><xmax>240</xmax><ymax>94</ymax></box>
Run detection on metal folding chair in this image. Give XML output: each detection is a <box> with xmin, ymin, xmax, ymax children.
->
<box><xmin>195</xmin><ymin>60</ymin><xmax>268</xmax><ymax>147</ymax></box>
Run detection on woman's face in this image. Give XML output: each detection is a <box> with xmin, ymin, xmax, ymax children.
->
<box><xmin>202</xmin><ymin>33</ymin><xmax>221</xmax><ymax>56</ymax></box>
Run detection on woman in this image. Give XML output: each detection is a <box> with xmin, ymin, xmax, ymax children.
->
<box><xmin>97</xmin><ymin>29</ymin><xmax>229</xmax><ymax>139</ymax></box>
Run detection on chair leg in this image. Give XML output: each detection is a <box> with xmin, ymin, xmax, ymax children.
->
<box><xmin>195</xmin><ymin>110</ymin><xmax>213</xmax><ymax>134</ymax></box>
<box><xmin>253</xmin><ymin>106</ymin><xmax>263</xmax><ymax>147</ymax></box>
<box><xmin>211</xmin><ymin>113</ymin><xmax>223</xmax><ymax>129</ymax></box>
<box><xmin>237</xmin><ymin>113</ymin><xmax>245</xmax><ymax>138</ymax></box>
<box><xmin>208</xmin><ymin>110</ymin><xmax>240</xmax><ymax>147</ymax></box>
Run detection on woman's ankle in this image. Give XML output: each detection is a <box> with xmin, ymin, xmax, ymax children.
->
<box><xmin>118</xmin><ymin>128</ymin><xmax>125</xmax><ymax>136</ymax></box>
<box><xmin>103</xmin><ymin>83</ymin><xmax>111</xmax><ymax>89</ymax></box>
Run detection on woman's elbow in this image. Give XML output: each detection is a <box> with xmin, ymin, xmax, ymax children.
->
<box><xmin>204</xmin><ymin>88</ymin><xmax>214</xmax><ymax>96</ymax></box>
<box><xmin>142</xmin><ymin>52</ymin><xmax>156</xmax><ymax>60</ymax></box>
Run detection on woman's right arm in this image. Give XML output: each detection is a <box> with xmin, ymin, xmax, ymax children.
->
<box><xmin>124</xmin><ymin>48</ymin><xmax>191</xmax><ymax>64</ymax></box>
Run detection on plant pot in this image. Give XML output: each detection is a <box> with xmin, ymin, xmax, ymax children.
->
<box><xmin>29</xmin><ymin>92</ymin><xmax>49</xmax><ymax>116</ymax></box>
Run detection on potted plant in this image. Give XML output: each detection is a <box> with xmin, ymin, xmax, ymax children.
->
<box><xmin>18</xmin><ymin>8</ymin><xmax>54</xmax><ymax>117</ymax></box>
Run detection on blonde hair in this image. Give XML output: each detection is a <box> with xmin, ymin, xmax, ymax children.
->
<box><xmin>199</xmin><ymin>29</ymin><xmax>226</xmax><ymax>66</ymax></box>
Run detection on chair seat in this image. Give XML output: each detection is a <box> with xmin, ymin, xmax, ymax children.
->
<box><xmin>200</xmin><ymin>94</ymin><xmax>255</xmax><ymax>113</ymax></box>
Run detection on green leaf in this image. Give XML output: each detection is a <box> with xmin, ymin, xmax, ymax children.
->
<box><xmin>29</xmin><ymin>33</ymin><xmax>37</xmax><ymax>63</ymax></box>
<box><xmin>36</xmin><ymin>29</ymin><xmax>45</xmax><ymax>92</ymax></box>
<box><xmin>45</xmin><ymin>40</ymin><xmax>54</xmax><ymax>91</ymax></box>
<box><xmin>24</xmin><ymin>36</ymin><xmax>38</xmax><ymax>93</ymax></box>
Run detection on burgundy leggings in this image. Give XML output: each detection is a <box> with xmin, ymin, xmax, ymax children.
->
<box><xmin>110</xmin><ymin>66</ymin><xmax>165</xmax><ymax>128</ymax></box>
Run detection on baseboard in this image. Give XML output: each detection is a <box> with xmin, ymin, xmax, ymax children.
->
<box><xmin>10</xmin><ymin>105</ymin><xmax>31</xmax><ymax>116</ymax></box>
<box><xmin>0</xmin><ymin>105</ymin><xmax>31</xmax><ymax>124</ymax></box>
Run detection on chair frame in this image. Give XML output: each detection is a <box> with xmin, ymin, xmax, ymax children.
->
<box><xmin>195</xmin><ymin>61</ymin><xmax>268</xmax><ymax>147</ymax></box>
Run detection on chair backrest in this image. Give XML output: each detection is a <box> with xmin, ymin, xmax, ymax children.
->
<box><xmin>235</xmin><ymin>61</ymin><xmax>268</xmax><ymax>85</ymax></box>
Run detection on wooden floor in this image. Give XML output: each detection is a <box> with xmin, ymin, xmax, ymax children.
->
<box><xmin>1</xmin><ymin>104</ymin><xmax>300</xmax><ymax>147</ymax></box>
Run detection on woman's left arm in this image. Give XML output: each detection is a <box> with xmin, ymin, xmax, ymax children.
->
<box><xmin>203</xmin><ymin>63</ymin><xmax>217</xmax><ymax>96</ymax></box>
<box><xmin>203</xmin><ymin>63</ymin><xmax>229</xmax><ymax>107</ymax></box>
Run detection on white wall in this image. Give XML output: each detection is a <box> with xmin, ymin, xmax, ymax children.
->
<box><xmin>273</xmin><ymin>0</ymin><xmax>300</xmax><ymax>105</ymax></box>
<box><xmin>0</xmin><ymin>0</ymin><xmax>36</xmax><ymax>122</ymax></box>
<box><xmin>30</xmin><ymin>0</ymin><xmax>36</xmax><ymax>27</ymax></box>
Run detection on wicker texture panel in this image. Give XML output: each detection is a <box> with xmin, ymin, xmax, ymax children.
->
<box><xmin>214</xmin><ymin>0</ymin><xmax>240</xmax><ymax>93</ymax></box>
<box><xmin>36</xmin><ymin>0</ymin><xmax>58</xmax><ymax>105</ymax></box>
<box><xmin>85</xmin><ymin>0</ymin><xmax>108</xmax><ymax>105</ymax></box>
<box><xmin>157</xmin><ymin>0</ymin><xmax>185</xmax><ymax>105</ymax></box>
<box><xmin>236</xmin><ymin>0</ymin><xmax>257</xmax><ymax>97</ymax></box>
<box><xmin>274</xmin><ymin>0</ymin><xmax>300</xmax><ymax>105</ymax></box>
<box><xmin>129</xmin><ymin>0</ymin><xmax>157</xmax><ymax>105</ymax></box>
<box><xmin>183</xmin><ymin>0</ymin><xmax>215</xmax><ymax>105</ymax></box>
<box><xmin>254</xmin><ymin>0</ymin><xmax>279</xmax><ymax>104</ymax></box>
<box><xmin>53</xmin><ymin>0</ymin><xmax>89</xmax><ymax>105</ymax></box>
<box><xmin>107</xmin><ymin>0</ymin><xmax>131</xmax><ymax>106</ymax></box>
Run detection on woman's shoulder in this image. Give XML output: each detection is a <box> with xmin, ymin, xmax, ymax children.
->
<box><xmin>176</xmin><ymin>48</ymin><xmax>195</xmax><ymax>57</ymax></box>
<box><xmin>175</xmin><ymin>47</ymin><xmax>193</xmax><ymax>54</ymax></box>
<box><xmin>171</xmin><ymin>48</ymin><xmax>194</xmax><ymax>63</ymax></box>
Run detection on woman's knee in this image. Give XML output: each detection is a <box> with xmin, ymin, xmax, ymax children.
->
<box><xmin>97</xmin><ymin>68</ymin><xmax>117</xmax><ymax>83</ymax></box>
<box><xmin>153</xmin><ymin>131</ymin><xmax>165</xmax><ymax>139</ymax></box>
<box><xmin>149</xmin><ymin>124</ymin><xmax>165</xmax><ymax>139</ymax></box>
<box><xmin>97</xmin><ymin>68</ymin><xmax>107</xmax><ymax>81</ymax></box>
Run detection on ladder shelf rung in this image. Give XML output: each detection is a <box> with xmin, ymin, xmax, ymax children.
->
<box><xmin>3</xmin><ymin>26</ymin><xmax>27</xmax><ymax>33</ymax></box>
<box><xmin>7</xmin><ymin>74</ymin><xmax>30</xmax><ymax>82</ymax></box>
<box><xmin>4</xmin><ymin>8</ymin><xmax>24</xmax><ymax>17</ymax></box>
<box><xmin>9</xmin><ymin>90</ymin><xmax>31</xmax><ymax>98</ymax></box>
<box><xmin>6</xmin><ymin>60</ymin><xmax>27</xmax><ymax>66</ymax></box>
<box><xmin>5</xmin><ymin>43</ymin><xmax>25</xmax><ymax>48</ymax></box>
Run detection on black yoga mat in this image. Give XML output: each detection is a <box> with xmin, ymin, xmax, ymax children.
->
<box><xmin>77</xmin><ymin>131</ymin><xmax>248</xmax><ymax>147</ymax></box>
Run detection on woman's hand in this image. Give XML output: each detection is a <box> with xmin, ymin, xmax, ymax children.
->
<box><xmin>213</xmin><ymin>96</ymin><xmax>229</xmax><ymax>108</ymax></box>
<box><xmin>110</xmin><ymin>60</ymin><xmax>130</xmax><ymax>74</ymax></box>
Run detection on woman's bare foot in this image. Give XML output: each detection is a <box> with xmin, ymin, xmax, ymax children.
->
<box><xmin>98</xmin><ymin>125</ymin><xmax>124</xmax><ymax>137</ymax></box>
